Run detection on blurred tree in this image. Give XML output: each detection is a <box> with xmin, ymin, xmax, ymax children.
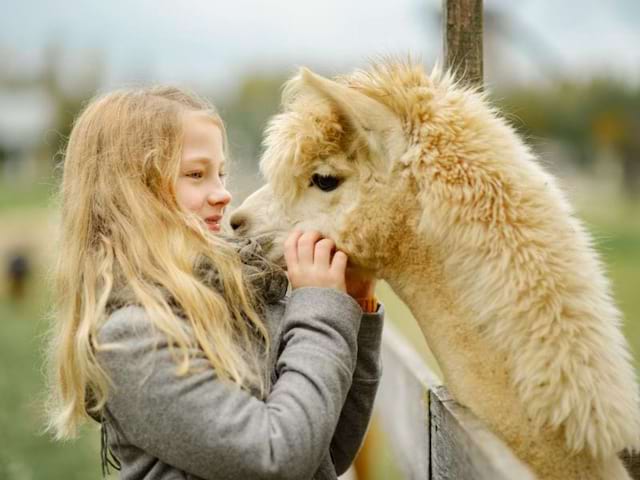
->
<box><xmin>220</xmin><ymin>73</ymin><xmax>287</xmax><ymax>169</ymax></box>
<box><xmin>497</xmin><ymin>78</ymin><xmax>640</xmax><ymax>197</ymax></box>
<box><xmin>40</xmin><ymin>41</ymin><xmax>104</xmax><ymax>164</ymax></box>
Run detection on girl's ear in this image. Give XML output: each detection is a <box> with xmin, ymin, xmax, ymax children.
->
<box><xmin>297</xmin><ymin>68</ymin><xmax>406</xmax><ymax>167</ymax></box>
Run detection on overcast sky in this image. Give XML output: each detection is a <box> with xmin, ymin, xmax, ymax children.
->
<box><xmin>3</xmin><ymin>0</ymin><xmax>640</xmax><ymax>95</ymax></box>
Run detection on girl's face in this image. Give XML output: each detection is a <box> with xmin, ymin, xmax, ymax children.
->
<box><xmin>176</xmin><ymin>111</ymin><xmax>232</xmax><ymax>233</ymax></box>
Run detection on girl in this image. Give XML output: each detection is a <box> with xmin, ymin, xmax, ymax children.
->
<box><xmin>46</xmin><ymin>86</ymin><xmax>383</xmax><ymax>480</ymax></box>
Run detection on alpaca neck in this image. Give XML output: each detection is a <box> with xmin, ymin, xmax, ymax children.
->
<box><xmin>383</xmin><ymin>256</ymin><xmax>607</xmax><ymax>480</ymax></box>
<box><xmin>384</xmin><ymin>263</ymin><xmax>511</xmax><ymax>410</ymax></box>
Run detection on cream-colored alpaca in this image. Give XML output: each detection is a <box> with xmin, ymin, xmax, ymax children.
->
<box><xmin>231</xmin><ymin>61</ymin><xmax>640</xmax><ymax>479</ymax></box>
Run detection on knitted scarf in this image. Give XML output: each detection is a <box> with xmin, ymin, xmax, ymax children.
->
<box><xmin>105</xmin><ymin>234</ymin><xmax>289</xmax><ymax>316</ymax></box>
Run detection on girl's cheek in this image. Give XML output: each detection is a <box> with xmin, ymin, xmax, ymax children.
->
<box><xmin>190</xmin><ymin>192</ymin><xmax>204</xmax><ymax>212</ymax></box>
<box><xmin>179</xmin><ymin>190</ymin><xmax>201</xmax><ymax>214</ymax></box>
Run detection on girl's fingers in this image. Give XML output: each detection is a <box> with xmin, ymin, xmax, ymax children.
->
<box><xmin>314</xmin><ymin>238</ymin><xmax>335</xmax><ymax>267</ymax></box>
<box><xmin>297</xmin><ymin>231</ymin><xmax>322</xmax><ymax>266</ymax></box>
<box><xmin>284</xmin><ymin>230</ymin><xmax>304</xmax><ymax>269</ymax></box>
<box><xmin>285</xmin><ymin>229</ymin><xmax>347</xmax><ymax>293</ymax></box>
<box><xmin>330</xmin><ymin>250</ymin><xmax>348</xmax><ymax>276</ymax></box>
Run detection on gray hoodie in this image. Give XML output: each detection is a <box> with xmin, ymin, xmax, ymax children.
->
<box><xmin>96</xmin><ymin>287</ymin><xmax>383</xmax><ymax>480</ymax></box>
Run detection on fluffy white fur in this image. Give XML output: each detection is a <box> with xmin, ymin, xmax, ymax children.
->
<box><xmin>232</xmin><ymin>60</ymin><xmax>640</xmax><ymax>479</ymax></box>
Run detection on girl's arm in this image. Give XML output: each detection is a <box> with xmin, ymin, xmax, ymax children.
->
<box><xmin>97</xmin><ymin>286</ymin><xmax>361</xmax><ymax>480</ymax></box>
<box><xmin>330</xmin><ymin>306</ymin><xmax>384</xmax><ymax>475</ymax></box>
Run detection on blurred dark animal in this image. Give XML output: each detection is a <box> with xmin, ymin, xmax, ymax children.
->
<box><xmin>6</xmin><ymin>251</ymin><xmax>30</xmax><ymax>300</ymax></box>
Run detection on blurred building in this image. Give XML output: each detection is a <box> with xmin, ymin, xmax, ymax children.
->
<box><xmin>0</xmin><ymin>88</ymin><xmax>55</xmax><ymax>181</ymax></box>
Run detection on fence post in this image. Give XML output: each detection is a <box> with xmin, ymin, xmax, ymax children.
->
<box><xmin>442</xmin><ymin>0</ymin><xmax>483</xmax><ymax>89</ymax></box>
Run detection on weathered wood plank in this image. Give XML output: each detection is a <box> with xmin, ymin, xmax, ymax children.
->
<box><xmin>442</xmin><ymin>0</ymin><xmax>484</xmax><ymax>88</ymax></box>
<box><xmin>376</xmin><ymin>323</ymin><xmax>440</xmax><ymax>479</ymax></box>
<box><xmin>430</xmin><ymin>385</ymin><xmax>536</xmax><ymax>480</ymax></box>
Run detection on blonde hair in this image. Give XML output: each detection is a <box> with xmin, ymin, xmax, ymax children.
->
<box><xmin>46</xmin><ymin>86</ymin><xmax>270</xmax><ymax>440</ymax></box>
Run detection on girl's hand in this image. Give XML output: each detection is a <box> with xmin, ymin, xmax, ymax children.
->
<box><xmin>284</xmin><ymin>230</ymin><xmax>347</xmax><ymax>293</ymax></box>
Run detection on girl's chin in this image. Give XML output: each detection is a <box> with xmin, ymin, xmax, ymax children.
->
<box><xmin>205</xmin><ymin>223</ymin><xmax>221</xmax><ymax>232</ymax></box>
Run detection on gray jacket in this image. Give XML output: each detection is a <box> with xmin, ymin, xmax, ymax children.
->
<box><xmin>96</xmin><ymin>287</ymin><xmax>384</xmax><ymax>480</ymax></box>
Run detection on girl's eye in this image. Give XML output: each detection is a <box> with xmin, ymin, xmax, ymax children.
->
<box><xmin>310</xmin><ymin>173</ymin><xmax>341</xmax><ymax>192</ymax></box>
<box><xmin>187</xmin><ymin>171</ymin><xmax>204</xmax><ymax>179</ymax></box>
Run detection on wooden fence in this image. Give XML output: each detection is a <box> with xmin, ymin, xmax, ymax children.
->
<box><xmin>375</xmin><ymin>322</ymin><xmax>640</xmax><ymax>479</ymax></box>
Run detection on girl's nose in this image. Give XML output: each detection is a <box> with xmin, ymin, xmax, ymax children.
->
<box><xmin>208</xmin><ymin>187</ymin><xmax>232</xmax><ymax>207</ymax></box>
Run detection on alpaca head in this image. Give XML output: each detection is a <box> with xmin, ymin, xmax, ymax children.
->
<box><xmin>231</xmin><ymin>64</ymin><xmax>446</xmax><ymax>273</ymax></box>
<box><xmin>232</xmin><ymin>61</ymin><xmax>520</xmax><ymax>275</ymax></box>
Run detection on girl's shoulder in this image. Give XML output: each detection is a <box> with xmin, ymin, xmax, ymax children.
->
<box><xmin>97</xmin><ymin>305</ymin><xmax>155</xmax><ymax>344</ymax></box>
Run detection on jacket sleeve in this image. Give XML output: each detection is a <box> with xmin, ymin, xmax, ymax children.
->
<box><xmin>330</xmin><ymin>305</ymin><xmax>384</xmax><ymax>474</ymax></box>
<box><xmin>96</xmin><ymin>287</ymin><xmax>362</xmax><ymax>480</ymax></box>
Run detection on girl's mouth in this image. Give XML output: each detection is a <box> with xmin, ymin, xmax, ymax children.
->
<box><xmin>205</xmin><ymin>216</ymin><xmax>222</xmax><ymax>232</ymax></box>
<box><xmin>206</xmin><ymin>221</ymin><xmax>220</xmax><ymax>232</ymax></box>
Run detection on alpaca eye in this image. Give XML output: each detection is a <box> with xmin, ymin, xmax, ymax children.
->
<box><xmin>310</xmin><ymin>173</ymin><xmax>341</xmax><ymax>192</ymax></box>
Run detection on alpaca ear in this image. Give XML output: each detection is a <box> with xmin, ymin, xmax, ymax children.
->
<box><xmin>299</xmin><ymin>67</ymin><xmax>405</xmax><ymax>163</ymax></box>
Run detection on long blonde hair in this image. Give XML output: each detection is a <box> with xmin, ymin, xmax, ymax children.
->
<box><xmin>46</xmin><ymin>86</ymin><xmax>270</xmax><ymax>440</ymax></box>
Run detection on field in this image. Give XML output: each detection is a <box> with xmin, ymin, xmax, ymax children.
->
<box><xmin>0</xmin><ymin>178</ymin><xmax>638</xmax><ymax>479</ymax></box>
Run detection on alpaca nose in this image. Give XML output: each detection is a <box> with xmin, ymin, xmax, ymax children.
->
<box><xmin>229</xmin><ymin>211</ymin><xmax>248</xmax><ymax>234</ymax></box>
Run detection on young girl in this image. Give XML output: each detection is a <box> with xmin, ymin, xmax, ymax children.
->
<box><xmin>46</xmin><ymin>86</ymin><xmax>383</xmax><ymax>480</ymax></box>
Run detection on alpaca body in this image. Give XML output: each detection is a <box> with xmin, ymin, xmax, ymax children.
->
<box><xmin>231</xmin><ymin>61</ymin><xmax>640</xmax><ymax>478</ymax></box>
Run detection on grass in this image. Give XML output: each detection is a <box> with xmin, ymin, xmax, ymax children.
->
<box><xmin>0</xmin><ymin>178</ymin><xmax>55</xmax><ymax>213</ymax></box>
<box><xmin>0</xmin><ymin>284</ymin><xmax>107</xmax><ymax>480</ymax></box>
<box><xmin>582</xmin><ymin>203</ymin><xmax>640</xmax><ymax>368</ymax></box>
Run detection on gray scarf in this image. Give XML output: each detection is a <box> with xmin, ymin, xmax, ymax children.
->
<box><xmin>106</xmin><ymin>234</ymin><xmax>289</xmax><ymax>316</ymax></box>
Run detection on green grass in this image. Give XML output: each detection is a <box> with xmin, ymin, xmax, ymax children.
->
<box><xmin>0</xmin><ymin>178</ymin><xmax>56</xmax><ymax>213</ymax></box>
<box><xmin>581</xmin><ymin>203</ymin><xmax>640</xmax><ymax>368</ymax></box>
<box><xmin>0</xmin><ymin>284</ymin><xmax>107</xmax><ymax>480</ymax></box>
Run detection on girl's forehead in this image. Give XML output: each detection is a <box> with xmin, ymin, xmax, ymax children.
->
<box><xmin>182</xmin><ymin>110</ymin><xmax>226</xmax><ymax>150</ymax></box>
<box><xmin>183</xmin><ymin>113</ymin><xmax>221</xmax><ymax>140</ymax></box>
<box><xmin>181</xmin><ymin>114</ymin><xmax>224</xmax><ymax>165</ymax></box>
<box><xmin>182</xmin><ymin>110</ymin><xmax>222</xmax><ymax>131</ymax></box>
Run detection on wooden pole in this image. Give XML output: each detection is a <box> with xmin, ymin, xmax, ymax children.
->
<box><xmin>442</xmin><ymin>0</ymin><xmax>484</xmax><ymax>89</ymax></box>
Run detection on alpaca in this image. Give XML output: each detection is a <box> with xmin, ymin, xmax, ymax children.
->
<box><xmin>230</xmin><ymin>61</ymin><xmax>640</xmax><ymax>479</ymax></box>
